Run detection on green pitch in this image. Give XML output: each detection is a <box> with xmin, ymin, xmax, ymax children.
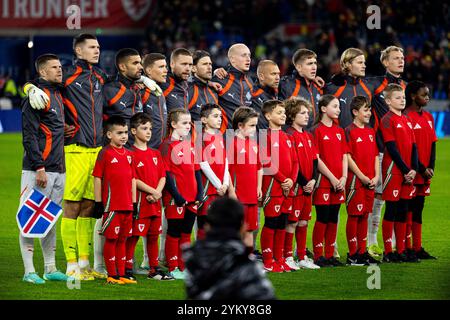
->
<box><xmin>1</xmin><ymin>133</ymin><xmax>449</xmax><ymax>300</ymax></box>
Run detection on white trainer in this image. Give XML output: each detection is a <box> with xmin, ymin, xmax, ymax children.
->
<box><xmin>285</xmin><ymin>257</ymin><xmax>300</xmax><ymax>271</ymax></box>
<box><xmin>297</xmin><ymin>255</ymin><xmax>321</xmax><ymax>269</ymax></box>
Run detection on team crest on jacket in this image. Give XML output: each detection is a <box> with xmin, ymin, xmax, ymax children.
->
<box><xmin>138</xmin><ymin>224</ymin><xmax>145</xmax><ymax>232</ymax></box>
<box><xmin>153</xmin><ymin>157</ymin><xmax>158</xmax><ymax>165</ymax></box>
<box><xmin>122</xmin><ymin>0</ymin><xmax>152</xmax><ymax>21</ymax></box>
<box><xmin>274</xmin><ymin>205</ymin><xmax>281</xmax><ymax>213</ymax></box>
<box><xmin>127</xmin><ymin>155</ymin><xmax>132</xmax><ymax>164</ymax></box>
<box><xmin>336</xmin><ymin>133</ymin><xmax>341</xmax><ymax>141</ymax></box>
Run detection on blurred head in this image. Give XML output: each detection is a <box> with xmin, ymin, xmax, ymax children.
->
<box><xmin>350</xmin><ymin>96</ymin><xmax>371</xmax><ymax>124</ymax></box>
<box><xmin>201</xmin><ymin>103</ymin><xmax>222</xmax><ymax>130</ymax></box>
<box><xmin>104</xmin><ymin>116</ymin><xmax>128</xmax><ymax>147</ymax></box>
<box><xmin>292</xmin><ymin>49</ymin><xmax>317</xmax><ymax>80</ymax></box>
<box><xmin>228</xmin><ymin>43</ymin><xmax>251</xmax><ymax>73</ymax></box>
<box><xmin>262</xmin><ymin>100</ymin><xmax>286</xmax><ymax>127</ymax></box>
<box><xmin>170</xmin><ymin>48</ymin><xmax>193</xmax><ymax>80</ymax></box>
<box><xmin>232</xmin><ymin>106</ymin><xmax>258</xmax><ymax>137</ymax></box>
<box><xmin>257</xmin><ymin>60</ymin><xmax>280</xmax><ymax>89</ymax></box>
<box><xmin>73</xmin><ymin>33</ymin><xmax>100</xmax><ymax>64</ymax></box>
<box><xmin>380</xmin><ymin>46</ymin><xmax>404</xmax><ymax>76</ymax></box>
<box><xmin>284</xmin><ymin>97</ymin><xmax>312</xmax><ymax>127</ymax></box>
<box><xmin>115</xmin><ymin>48</ymin><xmax>142</xmax><ymax>81</ymax></box>
<box><xmin>142</xmin><ymin>53</ymin><xmax>168</xmax><ymax>84</ymax></box>
<box><xmin>405</xmin><ymin>80</ymin><xmax>430</xmax><ymax>108</ymax></box>
<box><xmin>316</xmin><ymin>94</ymin><xmax>340</xmax><ymax>124</ymax></box>
<box><xmin>167</xmin><ymin>108</ymin><xmax>191</xmax><ymax>138</ymax></box>
<box><xmin>206</xmin><ymin>197</ymin><xmax>245</xmax><ymax>233</ymax></box>
<box><xmin>384</xmin><ymin>83</ymin><xmax>406</xmax><ymax>111</ymax></box>
<box><xmin>340</xmin><ymin>48</ymin><xmax>366</xmax><ymax>77</ymax></box>
<box><xmin>35</xmin><ymin>54</ymin><xmax>62</xmax><ymax>84</ymax></box>
<box><xmin>193</xmin><ymin>50</ymin><xmax>213</xmax><ymax>82</ymax></box>
<box><xmin>130</xmin><ymin>112</ymin><xmax>153</xmax><ymax>143</ymax></box>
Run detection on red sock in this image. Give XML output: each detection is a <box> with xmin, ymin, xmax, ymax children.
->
<box><xmin>125</xmin><ymin>236</ymin><xmax>139</xmax><ymax>271</ymax></box>
<box><xmin>357</xmin><ymin>214</ymin><xmax>368</xmax><ymax>254</ymax></box>
<box><xmin>178</xmin><ymin>233</ymin><xmax>191</xmax><ymax>271</ymax></box>
<box><xmin>104</xmin><ymin>238</ymin><xmax>117</xmax><ymax>277</ymax></box>
<box><xmin>412</xmin><ymin>222</ymin><xmax>422</xmax><ymax>252</ymax></box>
<box><xmin>405</xmin><ymin>211</ymin><xmax>413</xmax><ymax>250</ymax></box>
<box><xmin>312</xmin><ymin>221</ymin><xmax>326</xmax><ymax>260</ymax></box>
<box><xmin>165</xmin><ymin>235</ymin><xmax>179</xmax><ymax>272</ymax></box>
<box><xmin>295</xmin><ymin>225</ymin><xmax>307</xmax><ymax>259</ymax></box>
<box><xmin>274</xmin><ymin>229</ymin><xmax>286</xmax><ymax>263</ymax></box>
<box><xmin>346</xmin><ymin>216</ymin><xmax>358</xmax><ymax>256</ymax></box>
<box><xmin>260</xmin><ymin>226</ymin><xmax>275</xmax><ymax>265</ymax></box>
<box><xmin>394</xmin><ymin>221</ymin><xmax>406</xmax><ymax>254</ymax></box>
<box><xmin>147</xmin><ymin>234</ymin><xmax>159</xmax><ymax>268</ymax></box>
<box><xmin>284</xmin><ymin>231</ymin><xmax>294</xmax><ymax>258</ymax></box>
<box><xmin>325</xmin><ymin>222</ymin><xmax>337</xmax><ymax>259</ymax></box>
<box><xmin>382</xmin><ymin>220</ymin><xmax>394</xmax><ymax>254</ymax></box>
<box><xmin>116</xmin><ymin>236</ymin><xmax>127</xmax><ymax>276</ymax></box>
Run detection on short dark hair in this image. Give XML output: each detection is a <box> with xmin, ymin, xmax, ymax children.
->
<box><xmin>200</xmin><ymin>103</ymin><xmax>220</xmax><ymax>119</ymax></box>
<box><xmin>350</xmin><ymin>96</ymin><xmax>370</xmax><ymax>118</ymax></box>
<box><xmin>115</xmin><ymin>48</ymin><xmax>140</xmax><ymax>70</ymax></box>
<box><xmin>262</xmin><ymin>99</ymin><xmax>284</xmax><ymax>116</ymax></box>
<box><xmin>104</xmin><ymin>115</ymin><xmax>127</xmax><ymax>133</ymax></box>
<box><xmin>292</xmin><ymin>48</ymin><xmax>317</xmax><ymax>65</ymax></box>
<box><xmin>170</xmin><ymin>48</ymin><xmax>192</xmax><ymax>62</ymax></box>
<box><xmin>130</xmin><ymin>112</ymin><xmax>152</xmax><ymax>130</ymax></box>
<box><xmin>206</xmin><ymin>197</ymin><xmax>244</xmax><ymax>230</ymax></box>
<box><xmin>193</xmin><ymin>50</ymin><xmax>211</xmax><ymax>65</ymax></box>
<box><xmin>142</xmin><ymin>53</ymin><xmax>166</xmax><ymax>70</ymax></box>
<box><xmin>35</xmin><ymin>54</ymin><xmax>59</xmax><ymax>73</ymax></box>
<box><xmin>232</xmin><ymin>106</ymin><xmax>259</xmax><ymax>130</ymax></box>
<box><xmin>73</xmin><ymin>33</ymin><xmax>97</xmax><ymax>52</ymax></box>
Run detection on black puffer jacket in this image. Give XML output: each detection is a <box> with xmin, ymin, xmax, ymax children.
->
<box><xmin>183</xmin><ymin>228</ymin><xmax>276</xmax><ymax>300</ymax></box>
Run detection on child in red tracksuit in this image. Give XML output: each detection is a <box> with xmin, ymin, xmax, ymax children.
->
<box><xmin>159</xmin><ymin>108</ymin><xmax>203</xmax><ymax>279</ymax></box>
<box><xmin>344</xmin><ymin>96</ymin><xmax>380</xmax><ymax>266</ymax></box>
<box><xmin>310</xmin><ymin>94</ymin><xmax>348</xmax><ymax>267</ymax></box>
<box><xmin>284</xmin><ymin>97</ymin><xmax>320</xmax><ymax>270</ymax></box>
<box><xmin>197</xmin><ymin>104</ymin><xmax>232</xmax><ymax>240</ymax></box>
<box><xmin>259</xmin><ymin>100</ymin><xmax>298</xmax><ymax>273</ymax></box>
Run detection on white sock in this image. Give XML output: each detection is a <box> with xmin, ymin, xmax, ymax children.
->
<box><xmin>40</xmin><ymin>225</ymin><xmax>57</xmax><ymax>274</ymax></box>
<box><xmin>368</xmin><ymin>198</ymin><xmax>384</xmax><ymax>246</ymax></box>
<box><xmin>66</xmin><ymin>261</ymin><xmax>79</xmax><ymax>274</ymax></box>
<box><xmin>19</xmin><ymin>235</ymin><xmax>35</xmax><ymax>275</ymax></box>
<box><xmin>158</xmin><ymin>213</ymin><xmax>167</xmax><ymax>262</ymax></box>
<box><xmin>79</xmin><ymin>258</ymin><xmax>90</xmax><ymax>269</ymax></box>
<box><xmin>93</xmin><ymin>218</ymin><xmax>105</xmax><ymax>270</ymax></box>
<box><xmin>141</xmin><ymin>236</ymin><xmax>149</xmax><ymax>267</ymax></box>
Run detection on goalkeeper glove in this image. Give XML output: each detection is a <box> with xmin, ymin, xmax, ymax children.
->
<box><xmin>24</xmin><ymin>83</ymin><xmax>50</xmax><ymax>110</ymax></box>
<box><xmin>93</xmin><ymin>202</ymin><xmax>104</xmax><ymax>219</ymax></box>
<box><xmin>137</xmin><ymin>76</ymin><xmax>162</xmax><ymax>96</ymax></box>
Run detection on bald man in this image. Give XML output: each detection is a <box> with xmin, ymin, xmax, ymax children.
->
<box><xmin>212</xmin><ymin>43</ymin><xmax>254</xmax><ymax>129</ymax></box>
<box><xmin>251</xmin><ymin>60</ymin><xmax>280</xmax><ymax>130</ymax></box>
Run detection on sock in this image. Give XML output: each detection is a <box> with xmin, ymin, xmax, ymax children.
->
<box><xmin>158</xmin><ymin>215</ymin><xmax>167</xmax><ymax>263</ymax></box>
<box><xmin>382</xmin><ymin>220</ymin><xmax>394</xmax><ymax>254</ymax></box>
<box><xmin>76</xmin><ymin>217</ymin><xmax>93</xmax><ymax>267</ymax></box>
<box><xmin>125</xmin><ymin>236</ymin><xmax>139</xmax><ymax>271</ymax></box>
<box><xmin>368</xmin><ymin>199</ymin><xmax>384</xmax><ymax>246</ymax></box>
<box><xmin>40</xmin><ymin>224</ymin><xmax>57</xmax><ymax>274</ymax></box>
<box><xmin>325</xmin><ymin>222</ymin><xmax>338</xmax><ymax>259</ymax></box>
<box><xmin>103</xmin><ymin>238</ymin><xmax>117</xmax><ymax>277</ymax></box>
<box><xmin>19</xmin><ymin>235</ymin><xmax>35</xmax><ymax>275</ymax></box>
<box><xmin>284</xmin><ymin>231</ymin><xmax>294</xmax><ymax>258</ymax></box>
<box><xmin>295</xmin><ymin>225</ymin><xmax>307</xmax><ymax>259</ymax></box>
<box><xmin>178</xmin><ymin>233</ymin><xmax>192</xmax><ymax>271</ymax></box>
<box><xmin>394</xmin><ymin>222</ymin><xmax>406</xmax><ymax>254</ymax></box>
<box><xmin>93</xmin><ymin>218</ymin><xmax>105</xmax><ymax>270</ymax></box>
<box><xmin>61</xmin><ymin>217</ymin><xmax>78</xmax><ymax>262</ymax></box>
<box><xmin>66</xmin><ymin>261</ymin><xmax>79</xmax><ymax>274</ymax></box>
<box><xmin>346</xmin><ymin>216</ymin><xmax>358</xmax><ymax>256</ymax></box>
<box><xmin>405</xmin><ymin>211</ymin><xmax>413</xmax><ymax>250</ymax></box>
<box><xmin>147</xmin><ymin>234</ymin><xmax>159</xmax><ymax>268</ymax></box>
<box><xmin>312</xmin><ymin>221</ymin><xmax>327</xmax><ymax>260</ymax></box>
<box><xmin>260</xmin><ymin>226</ymin><xmax>275</xmax><ymax>265</ymax></box>
<box><xmin>412</xmin><ymin>222</ymin><xmax>422</xmax><ymax>252</ymax></box>
<box><xmin>357</xmin><ymin>215</ymin><xmax>368</xmax><ymax>254</ymax></box>
<box><xmin>165</xmin><ymin>235</ymin><xmax>179</xmax><ymax>271</ymax></box>
<box><xmin>116</xmin><ymin>236</ymin><xmax>127</xmax><ymax>277</ymax></box>
<box><xmin>273</xmin><ymin>229</ymin><xmax>286</xmax><ymax>263</ymax></box>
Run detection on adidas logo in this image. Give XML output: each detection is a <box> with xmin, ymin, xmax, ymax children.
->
<box><xmin>169</xmin><ymin>256</ymin><xmax>178</xmax><ymax>261</ymax></box>
<box><xmin>177</xmin><ymin>151</ymin><xmax>183</xmax><ymax>157</ymax></box>
<box><xmin>323</xmin><ymin>135</ymin><xmax>330</xmax><ymax>140</ymax></box>
<box><xmin>357</xmin><ymin>137</ymin><xmax>363</xmax><ymax>143</ymax></box>
<box><xmin>137</xmin><ymin>161</ymin><xmax>144</xmax><ymax>168</ymax></box>
<box><xmin>127</xmin><ymin>259</ymin><xmax>133</xmax><ymax>264</ymax></box>
<box><xmin>385</xmin><ymin>238</ymin><xmax>392</xmax><ymax>243</ymax></box>
<box><xmin>239</xmin><ymin>148</ymin><xmax>246</xmax><ymax>154</ymax></box>
<box><xmin>339</xmin><ymin>195</ymin><xmax>344</xmax><ymax>201</ymax></box>
<box><xmin>350</xmin><ymin>237</ymin><xmax>357</xmax><ymax>242</ymax></box>
<box><xmin>210</xmin><ymin>144</ymin><xmax>216</xmax><ymax>150</ymax></box>
<box><xmin>396</xmin><ymin>124</ymin><xmax>402</xmax><ymax>128</ymax></box>
<box><xmin>109</xmin><ymin>256</ymin><xmax>116</xmax><ymax>261</ymax></box>
<box><xmin>425</xmin><ymin>187</ymin><xmax>430</xmax><ymax>193</ymax></box>
<box><xmin>414</xmin><ymin>123</ymin><xmax>422</xmax><ymax>129</ymax></box>
<box><xmin>315</xmin><ymin>243</ymin><xmax>323</xmax><ymax>248</ymax></box>
<box><xmin>111</xmin><ymin>157</ymin><xmax>118</xmax><ymax>163</ymax></box>
<box><xmin>273</xmin><ymin>142</ymin><xmax>279</xmax><ymax>148</ymax></box>
<box><xmin>262</xmin><ymin>248</ymin><xmax>272</xmax><ymax>253</ymax></box>
<box><xmin>298</xmin><ymin>142</ymin><xmax>303</xmax><ymax>147</ymax></box>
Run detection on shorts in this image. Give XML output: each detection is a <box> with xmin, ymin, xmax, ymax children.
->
<box><xmin>263</xmin><ymin>196</ymin><xmax>291</xmax><ymax>218</ymax></box>
<box><xmin>346</xmin><ymin>187</ymin><xmax>375</xmax><ymax>216</ymax></box>
<box><xmin>63</xmin><ymin>144</ymin><xmax>102</xmax><ymax>201</ymax></box>
<box><xmin>375</xmin><ymin>152</ymin><xmax>384</xmax><ymax>194</ymax></box>
<box><xmin>132</xmin><ymin>216</ymin><xmax>162</xmax><ymax>237</ymax></box>
<box><xmin>198</xmin><ymin>194</ymin><xmax>219</xmax><ymax>216</ymax></box>
<box><xmin>289</xmin><ymin>194</ymin><xmax>312</xmax><ymax>222</ymax></box>
<box><xmin>164</xmin><ymin>202</ymin><xmax>198</xmax><ymax>220</ymax></box>
<box><xmin>243</xmin><ymin>204</ymin><xmax>258</xmax><ymax>231</ymax></box>
<box><xmin>313</xmin><ymin>188</ymin><xmax>345</xmax><ymax>205</ymax></box>
<box><xmin>382</xmin><ymin>174</ymin><xmax>415</xmax><ymax>201</ymax></box>
<box><xmin>20</xmin><ymin>170</ymin><xmax>65</xmax><ymax>207</ymax></box>
<box><xmin>100</xmin><ymin>211</ymin><xmax>133</xmax><ymax>239</ymax></box>
<box><xmin>414</xmin><ymin>184</ymin><xmax>431</xmax><ymax>197</ymax></box>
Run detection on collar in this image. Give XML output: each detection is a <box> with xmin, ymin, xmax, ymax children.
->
<box><xmin>192</xmin><ymin>75</ymin><xmax>209</xmax><ymax>87</ymax></box>
<box><xmin>74</xmin><ymin>59</ymin><xmax>92</xmax><ymax>70</ymax></box>
<box><xmin>292</xmin><ymin>70</ymin><xmax>315</xmax><ymax>87</ymax></box>
<box><xmin>226</xmin><ymin>64</ymin><xmax>247</xmax><ymax>76</ymax></box>
<box><xmin>255</xmin><ymin>82</ymin><xmax>278</xmax><ymax>96</ymax></box>
<box><xmin>386</xmin><ymin>71</ymin><xmax>403</xmax><ymax>83</ymax></box>
<box><xmin>36</xmin><ymin>77</ymin><xmax>63</xmax><ymax>91</ymax></box>
<box><xmin>117</xmin><ymin>73</ymin><xmax>137</xmax><ymax>89</ymax></box>
<box><xmin>344</xmin><ymin>74</ymin><xmax>362</xmax><ymax>85</ymax></box>
<box><xmin>168</xmin><ymin>71</ymin><xmax>186</xmax><ymax>84</ymax></box>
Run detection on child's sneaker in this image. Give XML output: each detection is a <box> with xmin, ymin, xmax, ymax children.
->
<box><xmin>168</xmin><ymin>268</ymin><xmax>185</xmax><ymax>280</ymax></box>
<box><xmin>23</xmin><ymin>272</ymin><xmax>45</xmax><ymax>284</ymax></box>
<box><xmin>415</xmin><ymin>247</ymin><xmax>437</xmax><ymax>260</ymax></box>
<box><xmin>43</xmin><ymin>270</ymin><xmax>72</xmax><ymax>281</ymax></box>
<box><xmin>119</xmin><ymin>275</ymin><xmax>137</xmax><ymax>284</ymax></box>
<box><xmin>107</xmin><ymin>276</ymin><xmax>125</xmax><ymax>285</ymax></box>
<box><xmin>297</xmin><ymin>256</ymin><xmax>320</xmax><ymax>269</ymax></box>
<box><xmin>346</xmin><ymin>253</ymin><xmax>365</xmax><ymax>266</ymax></box>
<box><xmin>285</xmin><ymin>257</ymin><xmax>300</xmax><ymax>271</ymax></box>
<box><xmin>368</xmin><ymin>244</ymin><xmax>383</xmax><ymax>257</ymax></box>
<box><xmin>147</xmin><ymin>267</ymin><xmax>175</xmax><ymax>281</ymax></box>
<box><xmin>314</xmin><ymin>256</ymin><xmax>330</xmax><ymax>268</ymax></box>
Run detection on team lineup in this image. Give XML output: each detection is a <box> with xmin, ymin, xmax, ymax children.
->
<box><xmin>18</xmin><ymin>33</ymin><xmax>437</xmax><ymax>288</ymax></box>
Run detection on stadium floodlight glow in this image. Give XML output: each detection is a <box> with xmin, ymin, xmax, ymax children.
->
<box><xmin>28</xmin><ymin>41</ymin><xmax>34</xmax><ymax>49</ymax></box>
